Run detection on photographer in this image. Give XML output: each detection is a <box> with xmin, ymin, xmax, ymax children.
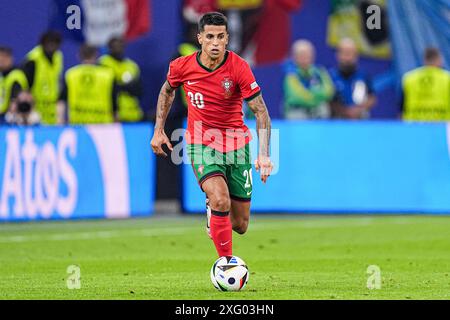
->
<box><xmin>5</xmin><ymin>91</ymin><xmax>41</xmax><ymax>126</ymax></box>
<box><xmin>0</xmin><ymin>46</ymin><xmax>29</xmax><ymax>124</ymax></box>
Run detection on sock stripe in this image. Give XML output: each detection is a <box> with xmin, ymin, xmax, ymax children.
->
<box><xmin>211</xmin><ymin>210</ymin><xmax>229</xmax><ymax>217</ymax></box>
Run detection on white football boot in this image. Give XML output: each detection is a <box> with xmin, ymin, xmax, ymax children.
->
<box><xmin>206</xmin><ymin>198</ymin><xmax>212</xmax><ymax>239</ymax></box>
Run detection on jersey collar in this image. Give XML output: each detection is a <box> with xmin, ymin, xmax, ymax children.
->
<box><xmin>196</xmin><ymin>50</ymin><xmax>229</xmax><ymax>73</ymax></box>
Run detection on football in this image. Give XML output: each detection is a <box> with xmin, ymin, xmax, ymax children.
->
<box><xmin>210</xmin><ymin>256</ymin><xmax>249</xmax><ymax>291</ymax></box>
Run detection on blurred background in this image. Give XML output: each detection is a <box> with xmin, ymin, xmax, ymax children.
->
<box><xmin>0</xmin><ymin>0</ymin><xmax>449</xmax><ymax>221</ymax></box>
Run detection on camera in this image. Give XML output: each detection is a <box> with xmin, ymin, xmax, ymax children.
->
<box><xmin>17</xmin><ymin>101</ymin><xmax>32</xmax><ymax>113</ymax></box>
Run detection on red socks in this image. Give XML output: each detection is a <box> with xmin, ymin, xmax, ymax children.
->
<box><xmin>210</xmin><ymin>210</ymin><xmax>232</xmax><ymax>257</ymax></box>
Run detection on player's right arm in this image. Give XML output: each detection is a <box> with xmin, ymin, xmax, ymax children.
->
<box><xmin>150</xmin><ymin>80</ymin><xmax>176</xmax><ymax>157</ymax></box>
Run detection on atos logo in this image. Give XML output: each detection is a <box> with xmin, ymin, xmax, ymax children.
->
<box><xmin>0</xmin><ymin>129</ymin><xmax>78</xmax><ymax>219</ymax></box>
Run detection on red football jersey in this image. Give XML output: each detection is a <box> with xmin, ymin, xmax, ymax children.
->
<box><xmin>167</xmin><ymin>50</ymin><xmax>261</xmax><ymax>152</ymax></box>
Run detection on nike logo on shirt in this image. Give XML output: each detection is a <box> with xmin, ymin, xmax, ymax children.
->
<box><xmin>187</xmin><ymin>81</ymin><xmax>199</xmax><ymax>85</ymax></box>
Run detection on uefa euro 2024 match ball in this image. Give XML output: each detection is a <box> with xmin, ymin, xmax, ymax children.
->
<box><xmin>210</xmin><ymin>256</ymin><xmax>249</xmax><ymax>291</ymax></box>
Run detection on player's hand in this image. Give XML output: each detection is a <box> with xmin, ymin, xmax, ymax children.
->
<box><xmin>150</xmin><ymin>130</ymin><xmax>173</xmax><ymax>157</ymax></box>
<box><xmin>255</xmin><ymin>155</ymin><xmax>273</xmax><ymax>184</ymax></box>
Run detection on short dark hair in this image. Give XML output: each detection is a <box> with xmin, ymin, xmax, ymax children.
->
<box><xmin>40</xmin><ymin>30</ymin><xmax>62</xmax><ymax>46</ymax></box>
<box><xmin>79</xmin><ymin>44</ymin><xmax>98</xmax><ymax>60</ymax></box>
<box><xmin>198</xmin><ymin>12</ymin><xmax>228</xmax><ymax>33</ymax></box>
<box><xmin>424</xmin><ymin>47</ymin><xmax>441</xmax><ymax>63</ymax></box>
<box><xmin>0</xmin><ymin>46</ymin><xmax>12</xmax><ymax>55</ymax></box>
<box><xmin>107</xmin><ymin>36</ymin><xmax>124</xmax><ymax>48</ymax></box>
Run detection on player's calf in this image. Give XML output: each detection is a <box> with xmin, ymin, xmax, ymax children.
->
<box><xmin>230</xmin><ymin>200</ymin><xmax>251</xmax><ymax>235</ymax></box>
<box><xmin>209</xmin><ymin>209</ymin><xmax>233</xmax><ymax>257</ymax></box>
<box><xmin>231</xmin><ymin>216</ymin><xmax>249</xmax><ymax>234</ymax></box>
<box><xmin>202</xmin><ymin>177</ymin><xmax>233</xmax><ymax>256</ymax></box>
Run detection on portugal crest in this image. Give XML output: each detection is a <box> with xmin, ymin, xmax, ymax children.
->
<box><xmin>221</xmin><ymin>77</ymin><xmax>234</xmax><ymax>98</ymax></box>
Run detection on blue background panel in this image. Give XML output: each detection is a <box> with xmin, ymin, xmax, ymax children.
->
<box><xmin>183</xmin><ymin>120</ymin><xmax>450</xmax><ymax>214</ymax></box>
<box><xmin>0</xmin><ymin>124</ymin><xmax>155</xmax><ymax>222</ymax></box>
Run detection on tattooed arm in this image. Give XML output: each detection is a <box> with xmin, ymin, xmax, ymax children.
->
<box><xmin>247</xmin><ymin>94</ymin><xmax>273</xmax><ymax>183</ymax></box>
<box><xmin>150</xmin><ymin>81</ymin><xmax>176</xmax><ymax>157</ymax></box>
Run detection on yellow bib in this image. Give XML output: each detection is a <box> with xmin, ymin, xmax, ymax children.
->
<box><xmin>66</xmin><ymin>64</ymin><xmax>115</xmax><ymax>124</ymax></box>
<box><xmin>26</xmin><ymin>46</ymin><xmax>63</xmax><ymax>124</ymax></box>
<box><xmin>0</xmin><ymin>69</ymin><xmax>29</xmax><ymax>114</ymax></box>
<box><xmin>99</xmin><ymin>55</ymin><xmax>143</xmax><ymax>122</ymax></box>
<box><xmin>402</xmin><ymin>66</ymin><xmax>450</xmax><ymax>121</ymax></box>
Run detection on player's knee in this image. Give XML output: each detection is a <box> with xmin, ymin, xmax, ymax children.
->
<box><xmin>210</xmin><ymin>194</ymin><xmax>231</xmax><ymax>212</ymax></box>
<box><xmin>233</xmin><ymin>218</ymin><xmax>249</xmax><ymax>234</ymax></box>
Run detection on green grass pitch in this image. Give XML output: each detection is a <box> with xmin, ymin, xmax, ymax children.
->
<box><xmin>1</xmin><ymin>215</ymin><xmax>449</xmax><ymax>299</ymax></box>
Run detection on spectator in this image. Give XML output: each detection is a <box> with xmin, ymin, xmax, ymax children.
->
<box><xmin>401</xmin><ymin>47</ymin><xmax>450</xmax><ymax>121</ymax></box>
<box><xmin>99</xmin><ymin>36</ymin><xmax>144</xmax><ymax>122</ymax></box>
<box><xmin>5</xmin><ymin>91</ymin><xmax>41</xmax><ymax>126</ymax></box>
<box><xmin>57</xmin><ymin>44</ymin><xmax>118</xmax><ymax>125</ymax></box>
<box><xmin>282</xmin><ymin>39</ymin><xmax>334</xmax><ymax>120</ymax></box>
<box><xmin>329</xmin><ymin>38</ymin><xmax>376</xmax><ymax>119</ymax></box>
<box><xmin>22</xmin><ymin>30</ymin><xmax>63</xmax><ymax>125</ymax></box>
<box><xmin>0</xmin><ymin>46</ymin><xmax>29</xmax><ymax>124</ymax></box>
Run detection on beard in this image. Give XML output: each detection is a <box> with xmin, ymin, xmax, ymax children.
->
<box><xmin>339</xmin><ymin>63</ymin><xmax>357</xmax><ymax>77</ymax></box>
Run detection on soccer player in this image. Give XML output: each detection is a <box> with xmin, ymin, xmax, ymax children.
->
<box><xmin>150</xmin><ymin>12</ymin><xmax>273</xmax><ymax>258</ymax></box>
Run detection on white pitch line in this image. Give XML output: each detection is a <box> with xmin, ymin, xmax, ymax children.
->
<box><xmin>248</xmin><ymin>218</ymin><xmax>376</xmax><ymax>230</ymax></box>
<box><xmin>0</xmin><ymin>217</ymin><xmax>419</xmax><ymax>243</ymax></box>
<box><xmin>0</xmin><ymin>227</ymin><xmax>193</xmax><ymax>243</ymax></box>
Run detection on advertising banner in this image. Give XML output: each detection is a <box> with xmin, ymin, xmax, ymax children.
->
<box><xmin>0</xmin><ymin>124</ymin><xmax>154</xmax><ymax>222</ymax></box>
<box><xmin>183</xmin><ymin>120</ymin><xmax>450</xmax><ymax>214</ymax></box>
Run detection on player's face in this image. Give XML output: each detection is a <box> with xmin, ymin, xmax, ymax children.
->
<box><xmin>294</xmin><ymin>49</ymin><xmax>314</xmax><ymax>70</ymax></box>
<box><xmin>433</xmin><ymin>55</ymin><xmax>443</xmax><ymax>68</ymax></box>
<box><xmin>43</xmin><ymin>41</ymin><xmax>60</xmax><ymax>56</ymax></box>
<box><xmin>109</xmin><ymin>39</ymin><xmax>125</xmax><ymax>58</ymax></box>
<box><xmin>198</xmin><ymin>25</ymin><xmax>229</xmax><ymax>60</ymax></box>
<box><xmin>338</xmin><ymin>44</ymin><xmax>358</xmax><ymax>67</ymax></box>
<box><xmin>0</xmin><ymin>52</ymin><xmax>13</xmax><ymax>71</ymax></box>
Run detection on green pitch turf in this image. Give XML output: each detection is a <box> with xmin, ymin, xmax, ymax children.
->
<box><xmin>1</xmin><ymin>215</ymin><xmax>449</xmax><ymax>300</ymax></box>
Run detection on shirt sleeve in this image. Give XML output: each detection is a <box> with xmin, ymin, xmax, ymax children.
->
<box><xmin>123</xmin><ymin>77</ymin><xmax>143</xmax><ymax>97</ymax></box>
<box><xmin>58</xmin><ymin>79</ymin><xmax>68</xmax><ymax>102</ymax></box>
<box><xmin>238</xmin><ymin>60</ymin><xmax>261</xmax><ymax>102</ymax></box>
<box><xmin>166</xmin><ymin>58</ymin><xmax>183</xmax><ymax>88</ymax></box>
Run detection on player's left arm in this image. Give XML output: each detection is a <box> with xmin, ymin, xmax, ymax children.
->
<box><xmin>247</xmin><ymin>94</ymin><xmax>273</xmax><ymax>183</ymax></box>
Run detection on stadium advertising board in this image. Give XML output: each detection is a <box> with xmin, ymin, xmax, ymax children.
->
<box><xmin>0</xmin><ymin>124</ymin><xmax>154</xmax><ymax>221</ymax></box>
<box><xmin>183</xmin><ymin>120</ymin><xmax>450</xmax><ymax>214</ymax></box>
